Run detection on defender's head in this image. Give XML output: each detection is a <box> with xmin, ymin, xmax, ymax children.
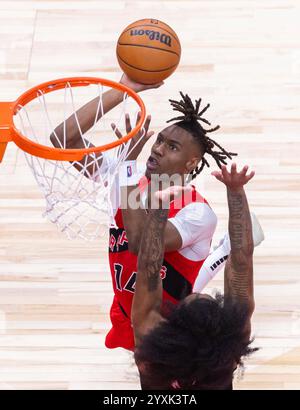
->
<box><xmin>134</xmin><ymin>293</ymin><xmax>257</xmax><ymax>390</ymax></box>
<box><xmin>146</xmin><ymin>93</ymin><xmax>237</xmax><ymax>180</ymax></box>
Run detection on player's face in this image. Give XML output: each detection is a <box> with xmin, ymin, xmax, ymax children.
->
<box><xmin>145</xmin><ymin>124</ymin><xmax>202</xmax><ymax>179</ymax></box>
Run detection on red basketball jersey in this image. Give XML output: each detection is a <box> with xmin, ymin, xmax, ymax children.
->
<box><xmin>105</xmin><ymin>185</ymin><xmax>210</xmax><ymax>350</ymax></box>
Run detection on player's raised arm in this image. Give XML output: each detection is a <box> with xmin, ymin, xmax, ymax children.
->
<box><xmin>131</xmin><ymin>206</ymin><xmax>168</xmax><ymax>345</ymax></box>
<box><xmin>50</xmin><ymin>74</ymin><xmax>162</xmax><ymax>177</ymax></box>
<box><xmin>131</xmin><ymin>186</ymin><xmax>186</xmax><ymax>345</ymax></box>
<box><xmin>212</xmin><ymin>164</ymin><xmax>255</xmax><ymax>329</ymax></box>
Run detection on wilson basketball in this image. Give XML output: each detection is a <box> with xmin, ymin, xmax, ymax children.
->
<box><xmin>116</xmin><ymin>18</ymin><xmax>181</xmax><ymax>84</ymax></box>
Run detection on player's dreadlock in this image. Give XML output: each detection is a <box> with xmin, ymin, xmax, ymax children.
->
<box><xmin>167</xmin><ymin>92</ymin><xmax>237</xmax><ymax>180</ymax></box>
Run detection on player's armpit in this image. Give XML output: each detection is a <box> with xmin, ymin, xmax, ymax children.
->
<box><xmin>164</xmin><ymin>221</ymin><xmax>183</xmax><ymax>252</ymax></box>
<box><xmin>126</xmin><ymin>219</ymin><xmax>182</xmax><ymax>255</ymax></box>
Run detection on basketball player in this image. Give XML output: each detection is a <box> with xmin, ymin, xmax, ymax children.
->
<box><xmin>133</xmin><ymin>163</ymin><xmax>257</xmax><ymax>389</ymax></box>
<box><xmin>50</xmin><ymin>74</ymin><xmax>263</xmax><ymax>351</ymax></box>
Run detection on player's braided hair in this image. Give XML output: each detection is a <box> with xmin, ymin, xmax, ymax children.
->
<box><xmin>167</xmin><ymin>92</ymin><xmax>237</xmax><ymax>180</ymax></box>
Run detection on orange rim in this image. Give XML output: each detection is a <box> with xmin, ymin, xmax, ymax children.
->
<box><xmin>1</xmin><ymin>77</ymin><xmax>146</xmax><ymax>161</ymax></box>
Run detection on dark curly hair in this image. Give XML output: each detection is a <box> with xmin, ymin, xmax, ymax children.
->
<box><xmin>134</xmin><ymin>293</ymin><xmax>258</xmax><ymax>390</ymax></box>
<box><xmin>167</xmin><ymin>92</ymin><xmax>237</xmax><ymax>180</ymax></box>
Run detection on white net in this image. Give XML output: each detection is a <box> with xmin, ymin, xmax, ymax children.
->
<box><xmin>13</xmin><ymin>80</ymin><xmax>145</xmax><ymax>240</ymax></box>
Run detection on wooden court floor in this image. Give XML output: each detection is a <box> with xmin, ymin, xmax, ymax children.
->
<box><xmin>0</xmin><ymin>0</ymin><xmax>300</xmax><ymax>389</ymax></box>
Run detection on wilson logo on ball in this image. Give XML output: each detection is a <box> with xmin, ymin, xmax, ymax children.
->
<box><xmin>117</xmin><ymin>19</ymin><xmax>181</xmax><ymax>84</ymax></box>
<box><xmin>130</xmin><ymin>29</ymin><xmax>172</xmax><ymax>47</ymax></box>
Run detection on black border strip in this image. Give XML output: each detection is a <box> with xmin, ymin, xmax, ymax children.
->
<box><xmin>118</xmin><ymin>41</ymin><xmax>180</xmax><ymax>57</ymax></box>
<box><xmin>117</xmin><ymin>52</ymin><xmax>178</xmax><ymax>73</ymax></box>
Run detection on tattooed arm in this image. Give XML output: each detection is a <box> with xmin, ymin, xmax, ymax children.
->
<box><xmin>120</xmin><ymin>184</ymin><xmax>184</xmax><ymax>254</ymax></box>
<box><xmin>212</xmin><ymin>164</ymin><xmax>255</xmax><ymax>334</ymax></box>
<box><xmin>131</xmin><ymin>186</ymin><xmax>190</xmax><ymax>345</ymax></box>
<box><xmin>225</xmin><ymin>187</ymin><xmax>254</xmax><ymax>304</ymax></box>
<box><xmin>131</xmin><ymin>207</ymin><xmax>168</xmax><ymax>345</ymax></box>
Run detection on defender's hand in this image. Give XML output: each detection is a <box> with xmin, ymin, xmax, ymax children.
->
<box><xmin>211</xmin><ymin>163</ymin><xmax>255</xmax><ymax>191</ymax></box>
<box><xmin>154</xmin><ymin>185</ymin><xmax>192</xmax><ymax>207</ymax></box>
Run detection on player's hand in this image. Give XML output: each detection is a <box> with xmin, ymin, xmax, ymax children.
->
<box><xmin>120</xmin><ymin>73</ymin><xmax>164</xmax><ymax>93</ymax></box>
<box><xmin>155</xmin><ymin>185</ymin><xmax>192</xmax><ymax>202</ymax></box>
<box><xmin>211</xmin><ymin>163</ymin><xmax>255</xmax><ymax>191</ymax></box>
<box><xmin>111</xmin><ymin>112</ymin><xmax>154</xmax><ymax>160</ymax></box>
<box><xmin>154</xmin><ymin>185</ymin><xmax>192</xmax><ymax>208</ymax></box>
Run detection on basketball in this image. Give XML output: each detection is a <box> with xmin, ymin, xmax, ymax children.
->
<box><xmin>116</xmin><ymin>18</ymin><xmax>181</xmax><ymax>84</ymax></box>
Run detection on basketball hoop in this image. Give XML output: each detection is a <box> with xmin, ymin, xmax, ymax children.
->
<box><xmin>0</xmin><ymin>77</ymin><xmax>146</xmax><ymax>240</ymax></box>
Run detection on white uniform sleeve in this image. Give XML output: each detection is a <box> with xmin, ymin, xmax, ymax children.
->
<box><xmin>168</xmin><ymin>202</ymin><xmax>217</xmax><ymax>249</ymax></box>
<box><xmin>193</xmin><ymin>233</ymin><xmax>231</xmax><ymax>293</ymax></box>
